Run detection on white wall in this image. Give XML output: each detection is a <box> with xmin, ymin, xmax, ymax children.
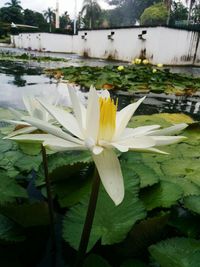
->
<box><xmin>12</xmin><ymin>27</ymin><xmax>200</xmax><ymax>66</ymax></box>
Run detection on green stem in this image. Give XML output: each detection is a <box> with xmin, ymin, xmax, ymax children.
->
<box><xmin>41</xmin><ymin>145</ymin><xmax>56</xmax><ymax>259</ymax></box>
<box><xmin>74</xmin><ymin>168</ymin><xmax>100</xmax><ymax>267</ymax></box>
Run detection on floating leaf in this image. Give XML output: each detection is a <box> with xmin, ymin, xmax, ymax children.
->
<box><xmin>0</xmin><ymin>214</ymin><xmax>25</xmax><ymax>242</ymax></box>
<box><xmin>184</xmin><ymin>195</ymin><xmax>200</xmax><ymax>214</ymax></box>
<box><xmin>18</xmin><ymin>142</ymin><xmax>41</xmax><ymax>156</ymax></box>
<box><xmin>140</xmin><ymin>181</ymin><xmax>183</xmax><ymax>210</ymax></box>
<box><xmin>120</xmin><ymin>152</ymin><xmax>159</xmax><ymax>188</ymax></box>
<box><xmin>63</xmin><ymin>166</ymin><xmax>146</xmax><ymax>251</ymax></box>
<box><xmin>36</xmin><ymin>151</ymin><xmax>92</xmax><ymax>186</ymax></box>
<box><xmin>149</xmin><ymin>237</ymin><xmax>200</xmax><ymax>267</ymax></box>
<box><xmin>0</xmin><ymin>171</ymin><xmax>28</xmax><ymax>205</ymax></box>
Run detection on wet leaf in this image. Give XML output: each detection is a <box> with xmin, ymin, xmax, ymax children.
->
<box><xmin>149</xmin><ymin>237</ymin><xmax>200</xmax><ymax>267</ymax></box>
<box><xmin>63</xmin><ymin>166</ymin><xmax>146</xmax><ymax>251</ymax></box>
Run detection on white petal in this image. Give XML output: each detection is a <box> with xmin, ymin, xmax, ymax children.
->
<box><xmin>151</xmin><ymin>136</ymin><xmax>187</xmax><ymax>146</ymax></box>
<box><xmin>22</xmin><ymin>116</ymin><xmax>83</xmax><ymax>144</ymax></box>
<box><xmin>43</xmin><ymin>138</ymin><xmax>86</xmax><ymax>152</ymax></box>
<box><xmin>68</xmin><ymin>86</ymin><xmax>86</xmax><ymax>132</ymax></box>
<box><xmin>23</xmin><ymin>95</ymin><xmax>33</xmax><ymax>116</ymax></box>
<box><xmin>148</xmin><ymin>123</ymin><xmax>188</xmax><ymax>136</ymax></box>
<box><xmin>131</xmin><ymin>147</ymin><xmax>169</xmax><ymax>154</ymax></box>
<box><xmin>37</xmin><ymin>98</ymin><xmax>84</xmax><ymax>139</ymax></box>
<box><xmin>6</xmin><ymin>126</ymin><xmax>37</xmax><ymax>138</ymax></box>
<box><xmin>92</xmin><ymin>149</ymin><xmax>124</xmax><ymax>206</ymax></box>
<box><xmin>111</xmin><ymin>143</ymin><xmax>129</xmax><ymax>152</ymax></box>
<box><xmin>117</xmin><ymin>136</ymin><xmax>156</xmax><ymax>149</ymax></box>
<box><xmin>86</xmin><ymin>87</ymin><xmax>100</xmax><ymax>142</ymax></box>
<box><xmin>114</xmin><ymin>96</ymin><xmax>146</xmax><ymax>140</ymax></box>
<box><xmin>8</xmin><ymin>133</ymin><xmax>55</xmax><ymax>142</ymax></box>
<box><xmin>2</xmin><ymin>119</ymin><xmax>30</xmax><ymax>126</ymax></box>
<box><xmin>120</xmin><ymin>125</ymin><xmax>161</xmax><ymax>139</ymax></box>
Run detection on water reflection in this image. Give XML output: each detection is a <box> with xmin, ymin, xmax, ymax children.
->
<box><xmin>115</xmin><ymin>92</ymin><xmax>200</xmax><ymax>120</ymax></box>
<box><xmin>0</xmin><ymin>59</ymin><xmax>200</xmax><ymax>120</ymax></box>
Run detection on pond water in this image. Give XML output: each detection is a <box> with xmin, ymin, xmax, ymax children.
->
<box><xmin>0</xmin><ymin>48</ymin><xmax>200</xmax><ymax>121</ymax></box>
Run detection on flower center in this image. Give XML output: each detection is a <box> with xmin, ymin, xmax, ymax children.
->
<box><xmin>98</xmin><ymin>97</ymin><xmax>117</xmax><ymax>141</ymax></box>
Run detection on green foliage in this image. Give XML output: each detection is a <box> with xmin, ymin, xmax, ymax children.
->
<box><xmin>56</xmin><ymin>65</ymin><xmax>200</xmax><ymax>95</ymax></box>
<box><xmin>0</xmin><ymin>214</ymin><xmax>25</xmax><ymax>242</ymax></box>
<box><xmin>0</xmin><ymin>171</ymin><xmax>28</xmax><ymax>205</ymax></box>
<box><xmin>126</xmin><ymin>113</ymin><xmax>200</xmax><ymax>211</ymax></box>
<box><xmin>105</xmin><ymin>0</ymin><xmax>160</xmax><ymax>26</ymax></box>
<box><xmin>36</xmin><ymin>151</ymin><xmax>92</xmax><ymax>206</ymax></box>
<box><xmin>141</xmin><ymin>181</ymin><xmax>183</xmax><ymax>210</ymax></box>
<box><xmin>81</xmin><ymin>0</ymin><xmax>102</xmax><ymax>29</ymax></box>
<box><xmin>63</xmin><ymin>166</ymin><xmax>146</xmax><ymax>251</ymax></box>
<box><xmin>0</xmin><ymin>51</ymin><xmax>68</xmax><ymax>63</ymax></box>
<box><xmin>170</xmin><ymin>1</ymin><xmax>188</xmax><ymax>25</ymax></box>
<box><xmin>169</xmin><ymin>207</ymin><xmax>200</xmax><ymax>238</ymax></box>
<box><xmin>149</xmin><ymin>237</ymin><xmax>200</xmax><ymax>267</ymax></box>
<box><xmin>121</xmin><ymin>152</ymin><xmax>159</xmax><ymax>188</ymax></box>
<box><xmin>140</xmin><ymin>3</ymin><xmax>168</xmax><ymax>26</ymax></box>
<box><xmin>184</xmin><ymin>195</ymin><xmax>200</xmax><ymax>214</ymax></box>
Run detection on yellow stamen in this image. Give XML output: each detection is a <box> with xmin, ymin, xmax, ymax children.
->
<box><xmin>98</xmin><ymin>97</ymin><xmax>117</xmax><ymax>141</ymax></box>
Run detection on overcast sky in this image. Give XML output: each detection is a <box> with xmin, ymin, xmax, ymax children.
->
<box><xmin>0</xmin><ymin>0</ymin><xmax>111</xmax><ymax>18</ymax></box>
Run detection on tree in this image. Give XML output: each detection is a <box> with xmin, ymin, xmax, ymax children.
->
<box><xmin>43</xmin><ymin>7</ymin><xmax>54</xmax><ymax>32</ymax></box>
<box><xmin>140</xmin><ymin>2</ymin><xmax>168</xmax><ymax>25</ymax></box>
<box><xmin>105</xmin><ymin>0</ymin><xmax>161</xmax><ymax>26</ymax></box>
<box><xmin>170</xmin><ymin>1</ymin><xmax>188</xmax><ymax>25</ymax></box>
<box><xmin>191</xmin><ymin>0</ymin><xmax>200</xmax><ymax>23</ymax></box>
<box><xmin>5</xmin><ymin>0</ymin><xmax>22</xmax><ymax>9</ymax></box>
<box><xmin>80</xmin><ymin>0</ymin><xmax>102</xmax><ymax>29</ymax></box>
<box><xmin>164</xmin><ymin>0</ymin><xmax>172</xmax><ymax>24</ymax></box>
<box><xmin>186</xmin><ymin>0</ymin><xmax>196</xmax><ymax>23</ymax></box>
<box><xmin>0</xmin><ymin>6</ymin><xmax>24</xmax><ymax>24</ymax></box>
<box><xmin>23</xmin><ymin>9</ymin><xmax>48</xmax><ymax>31</ymax></box>
<box><xmin>60</xmin><ymin>11</ymin><xmax>71</xmax><ymax>29</ymax></box>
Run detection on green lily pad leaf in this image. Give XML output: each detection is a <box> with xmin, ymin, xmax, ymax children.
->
<box><xmin>184</xmin><ymin>123</ymin><xmax>200</xmax><ymax>145</ymax></box>
<box><xmin>120</xmin><ymin>152</ymin><xmax>159</xmax><ymax>188</ymax></box>
<box><xmin>0</xmin><ymin>214</ymin><xmax>25</xmax><ymax>242</ymax></box>
<box><xmin>169</xmin><ymin>207</ymin><xmax>200</xmax><ymax>238</ymax></box>
<box><xmin>0</xmin><ymin>138</ymin><xmax>13</xmax><ymax>153</ymax></box>
<box><xmin>14</xmin><ymin>154</ymin><xmax>42</xmax><ymax>172</ymax></box>
<box><xmin>140</xmin><ymin>181</ymin><xmax>183</xmax><ymax>210</ymax></box>
<box><xmin>18</xmin><ymin>142</ymin><xmax>41</xmax><ymax>156</ymax></box>
<box><xmin>0</xmin><ymin>171</ymin><xmax>28</xmax><ymax>205</ymax></box>
<box><xmin>0</xmin><ymin>202</ymin><xmax>50</xmax><ymax>227</ymax></box>
<box><xmin>149</xmin><ymin>237</ymin><xmax>200</xmax><ymax>267</ymax></box>
<box><xmin>52</xmin><ymin>164</ymin><xmax>93</xmax><ymax>207</ymax></box>
<box><xmin>130</xmin><ymin>113</ymin><xmax>193</xmax><ymax>129</ymax></box>
<box><xmin>63</xmin><ymin>166</ymin><xmax>146</xmax><ymax>251</ymax></box>
<box><xmin>184</xmin><ymin>195</ymin><xmax>200</xmax><ymax>214</ymax></box>
<box><xmin>36</xmin><ymin>151</ymin><xmax>92</xmax><ymax>186</ymax></box>
<box><xmin>83</xmin><ymin>254</ymin><xmax>111</xmax><ymax>267</ymax></box>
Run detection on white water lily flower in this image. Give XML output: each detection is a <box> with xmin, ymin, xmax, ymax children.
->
<box><xmin>9</xmin><ymin>88</ymin><xmax>187</xmax><ymax>205</ymax></box>
<box><xmin>2</xmin><ymin>93</ymin><xmax>60</xmax><ymax>138</ymax></box>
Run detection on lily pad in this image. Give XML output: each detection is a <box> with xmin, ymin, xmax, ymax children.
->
<box><xmin>63</xmin><ymin>166</ymin><xmax>146</xmax><ymax>251</ymax></box>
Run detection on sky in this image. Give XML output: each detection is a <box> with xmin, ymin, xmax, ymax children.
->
<box><xmin>0</xmin><ymin>0</ymin><xmax>111</xmax><ymax>18</ymax></box>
